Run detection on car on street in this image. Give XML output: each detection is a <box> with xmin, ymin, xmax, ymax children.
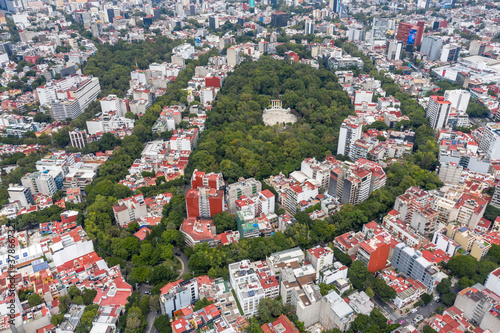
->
<box><xmin>411</xmin><ymin>308</ymin><xmax>418</xmax><ymax>313</ymax></box>
<box><xmin>399</xmin><ymin>320</ymin><xmax>405</xmax><ymax>325</ymax></box>
<box><xmin>145</xmin><ymin>291</ymin><xmax>151</xmax><ymax>295</ymax></box>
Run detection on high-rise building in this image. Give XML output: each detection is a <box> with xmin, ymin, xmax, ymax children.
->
<box><xmin>8</xmin><ymin>185</ymin><xmax>34</xmax><ymax>207</ymax></box>
<box><xmin>305</xmin><ymin>20</ymin><xmax>315</xmax><ymax>35</ymax></box>
<box><xmin>417</xmin><ymin>0</ymin><xmax>430</xmax><ymax>9</ymax></box>
<box><xmin>69</xmin><ymin>129</ymin><xmax>89</xmax><ymax>150</ymax></box>
<box><xmin>229</xmin><ymin>260</ymin><xmax>265</xmax><ymax>316</ymax></box>
<box><xmin>479</xmin><ymin>123</ymin><xmax>500</xmax><ymax>161</ymax></box>
<box><xmin>396</xmin><ymin>22</ymin><xmax>424</xmax><ymax>46</ymax></box>
<box><xmin>372</xmin><ymin>18</ymin><xmax>395</xmax><ymax>40</ymax></box>
<box><xmin>426</xmin><ymin>95</ymin><xmax>451</xmax><ymax>130</ymax></box>
<box><xmin>337</xmin><ymin>116</ymin><xmax>362</xmax><ymax>157</ymax></box>
<box><xmin>420</xmin><ymin>36</ymin><xmax>442</xmax><ymax>61</ymax></box>
<box><xmin>347</xmin><ymin>27</ymin><xmax>365</xmax><ymax>42</ymax></box>
<box><xmin>271</xmin><ymin>11</ymin><xmax>288</xmax><ymax>27</ymax></box>
<box><xmin>226</xmin><ymin>178</ymin><xmax>262</xmax><ymax>213</ymax></box>
<box><xmin>387</xmin><ymin>40</ymin><xmax>403</xmax><ymax>60</ymax></box>
<box><xmin>440</xmin><ymin>44</ymin><xmax>460</xmax><ymax>62</ymax></box>
<box><xmin>209</xmin><ymin>15</ymin><xmax>219</xmax><ymax>29</ymax></box>
<box><xmin>444</xmin><ymin>89</ymin><xmax>470</xmax><ymax>112</ymax></box>
<box><xmin>329</xmin><ymin>0</ymin><xmax>341</xmax><ymax>13</ymax></box>
<box><xmin>391</xmin><ymin>243</ymin><xmax>438</xmax><ymax>290</ymax></box>
<box><xmin>492</xmin><ymin>185</ymin><xmax>500</xmax><ymax>209</ymax></box>
<box><xmin>21</xmin><ymin>171</ymin><xmax>59</xmax><ymax>197</ymax></box>
<box><xmin>185</xmin><ymin>188</ymin><xmax>224</xmax><ymax>218</ymax></box>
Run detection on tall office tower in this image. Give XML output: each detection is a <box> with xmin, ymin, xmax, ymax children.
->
<box><xmin>426</xmin><ymin>95</ymin><xmax>451</xmax><ymax>130</ymax></box>
<box><xmin>372</xmin><ymin>18</ymin><xmax>395</xmax><ymax>40</ymax></box>
<box><xmin>387</xmin><ymin>40</ymin><xmax>403</xmax><ymax>60</ymax></box>
<box><xmin>337</xmin><ymin>116</ymin><xmax>362</xmax><ymax>157</ymax></box>
<box><xmin>420</xmin><ymin>36</ymin><xmax>443</xmax><ymax>61</ymax></box>
<box><xmin>440</xmin><ymin>44</ymin><xmax>461</xmax><ymax>62</ymax></box>
<box><xmin>396</xmin><ymin>21</ymin><xmax>424</xmax><ymax>46</ymax></box>
<box><xmin>330</xmin><ymin>0</ymin><xmax>341</xmax><ymax>13</ymax></box>
<box><xmin>444</xmin><ymin>90</ymin><xmax>470</xmax><ymax>112</ymax></box>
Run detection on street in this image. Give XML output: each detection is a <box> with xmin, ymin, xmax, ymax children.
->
<box><xmin>174</xmin><ymin>247</ymin><xmax>189</xmax><ymax>279</ymax></box>
<box><xmin>145</xmin><ymin>310</ymin><xmax>159</xmax><ymax>333</ymax></box>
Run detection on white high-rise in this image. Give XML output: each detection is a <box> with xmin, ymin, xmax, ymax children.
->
<box><xmin>479</xmin><ymin>123</ymin><xmax>500</xmax><ymax>161</ymax></box>
<box><xmin>337</xmin><ymin>117</ymin><xmax>362</xmax><ymax>157</ymax></box>
<box><xmin>426</xmin><ymin>95</ymin><xmax>451</xmax><ymax>130</ymax></box>
<box><xmin>444</xmin><ymin>90</ymin><xmax>470</xmax><ymax>112</ymax></box>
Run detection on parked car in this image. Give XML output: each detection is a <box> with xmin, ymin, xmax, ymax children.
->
<box><xmin>411</xmin><ymin>308</ymin><xmax>418</xmax><ymax>313</ymax></box>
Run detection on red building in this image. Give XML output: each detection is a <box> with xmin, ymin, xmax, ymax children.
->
<box><xmin>205</xmin><ymin>75</ymin><xmax>221</xmax><ymax>88</ymax></box>
<box><xmin>396</xmin><ymin>22</ymin><xmax>424</xmax><ymax>46</ymax></box>
<box><xmin>356</xmin><ymin>233</ymin><xmax>392</xmax><ymax>273</ymax></box>
<box><xmin>25</xmin><ymin>55</ymin><xmax>40</xmax><ymax>65</ymax></box>
<box><xmin>190</xmin><ymin>169</ymin><xmax>223</xmax><ymax>190</ymax></box>
<box><xmin>185</xmin><ymin>188</ymin><xmax>224</xmax><ymax>218</ymax></box>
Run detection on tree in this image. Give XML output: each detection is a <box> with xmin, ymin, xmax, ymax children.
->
<box><xmin>51</xmin><ymin>313</ymin><xmax>65</xmax><ymax>326</ymax></box>
<box><xmin>334</xmin><ymin>247</ymin><xmax>352</xmax><ymax>266</ymax></box>
<box><xmin>212</xmin><ymin>212</ymin><xmax>236</xmax><ymax>233</ymax></box>
<box><xmin>442</xmin><ymin>292</ymin><xmax>456</xmax><ymax>306</ymax></box>
<box><xmin>421</xmin><ymin>293</ymin><xmax>433</xmax><ymax>304</ymax></box>
<box><xmin>28</xmin><ymin>294</ymin><xmax>43</xmax><ymax>307</ymax></box>
<box><xmin>436</xmin><ymin>279</ymin><xmax>451</xmax><ymax>294</ymax></box>
<box><xmin>193</xmin><ymin>297</ymin><xmax>214</xmax><ymax>311</ymax></box>
<box><xmin>423</xmin><ymin>326</ymin><xmax>438</xmax><ymax>333</ymax></box>
<box><xmin>59</xmin><ymin>295</ymin><xmax>71</xmax><ymax>313</ymax></box>
<box><xmin>154</xmin><ymin>315</ymin><xmax>172</xmax><ymax>333</ymax></box>
<box><xmin>347</xmin><ymin>260</ymin><xmax>371</xmax><ymax>291</ymax></box>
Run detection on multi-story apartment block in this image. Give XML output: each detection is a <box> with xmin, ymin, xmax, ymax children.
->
<box><xmin>334</xmin><ymin>231</ymin><xmax>365</xmax><ymax>257</ymax></box>
<box><xmin>285</xmin><ymin>182</ymin><xmax>318</xmax><ymax>215</ymax></box>
<box><xmin>337</xmin><ymin>116</ymin><xmax>362</xmax><ymax>157</ymax></box>
<box><xmin>306</xmin><ymin>246</ymin><xmax>334</xmax><ymax>280</ymax></box>
<box><xmin>485</xmin><ymin>267</ymin><xmax>500</xmax><ymax>298</ymax></box>
<box><xmin>492</xmin><ymin>185</ymin><xmax>500</xmax><ymax>209</ymax></box>
<box><xmin>448</xmin><ymin>194</ymin><xmax>488</xmax><ymax>230</ymax></box>
<box><xmin>328</xmin><ymin>159</ymin><xmax>386</xmax><ymax>206</ymax></box>
<box><xmin>444</xmin><ymin>90</ymin><xmax>470</xmax><ymax>113</ymax></box>
<box><xmin>266</xmin><ymin>247</ymin><xmax>305</xmax><ymax>280</ymax></box>
<box><xmin>320</xmin><ymin>290</ymin><xmax>355</xmax><ymax>331</ymax></box>
<box><xmin>21</xmin><ymin>171</ymin><xmax>61</xmax><ymax>197</ymax></box>
<box><xmin>356</xmin><ymin>232</ymin><xmax>392</xmax><ymax>273</ymax></box>
<box><xmin>426</xmin><ymin>95</ymin><xmax>451</xmax><ymax>130</ymax></box>
<box><xmin>180</xmin><ymin>217</ymin><xmax>216</xmax><ymax>248</ymax></box>
<box><xmin>160</xmin><ymin>278</ymin><xmax>199</xmax><ymax>317</ymax></box>
<box><xmin>113</xmin><ymin>194</ymin><xmax>147</xmax><ymax>227</ymax></box>
<box><xmin>226</xmin><ymin>177</ymin><xmax>262</xmax><ymax>213</ymax></box>
<box><xmin>382</xmin><ymin>211</ymin><xmax>425</xmax><ymax>249</ymax></box>
<box><xmin>8</xmin><ymin>185</ymin><xmax>34</xmax><ymax>207</ymax></box>
<box><xmin>169</xmin><ymin>128</ymin><xmax>199</xmax><ymax>152</ymax></box>
<box><xmin>454</xmin><ymin>285</ymin><xmax>499</xmax><ymax>332</ymax></box>
<box><xmin>391</xmin><ymin>243</ymin><xmax>438</xmax><ymax>291</ymax></box>
<box><xmin>319</xmin><ymin>262</ymin><xmax>348</xmax><ymax>285</ymax></box>
<box><xmin>185</xmin><ymin>188</ymin><xmax>224</xmax><ymax>218</ymax></box>
<box><xmin>191</xmin><ymin>169</ymin><xmax>223</xmax><ymax>190</ymax></box>
<box><xmin>69</xmin><ymin>129</ymin><xmax>89</xmax><ymax>150</ymax></box>
<box><xmin>229</xmin><ymin>260</ymin><xmax>265</xmax><ymax>316</ymax></box>
<box><xmin>432</xmin><ymin>229</ymin><xmax>460</xmax><ymax>256</ymax></box>
<box><xmin>478</xmin><ymin>123</ymin><xmax>500</xmax><ymax>161</ymax></box>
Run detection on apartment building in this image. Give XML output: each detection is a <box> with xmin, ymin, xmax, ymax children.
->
<box><xmin>69</xmin><ymin>129</ymin><xmax>89</xmax><ymax>150</ymax></box>
<box><xmin>226</xmin><ymin>177</ymin><xmax>262</xmax><ymax>213</ymax></box>
<box><xmin>334</xmin><ymin>231</ymin><xmax>365</xmax><ymax>257</ymax></box>
<box><xmin>454</xmin><ymin>285</ymin><xmax>499</xmax><ymax>332</ymax></box>
<box><xmin>382</xmin><ymin>211</ymin><xmax>425</xmax><ymax>249</ymax></box>
<box><xmin>319</xmin><ymin>290</ymin><xmax>355</xmax><ymax>331</ymax></box>
<box><xmin>191</xmin><ymin>169</ymin><xmax>223</xmax><ymax>190</ymax></box>
<box><xmin>160</xmin><ymin>278</ymin><xmax>199</xmax><ymax>317</ymax></box>
<box><xmin>180</xmin><ymin>217</ymin><xmax>216</xmax><ymax>248</ymax></box>
<box><xmin>478</xmin><ymin>123</ymin><xmax>500</xmax><ymax>161</ymax></box>
<box><xmin>337</xmin><ymin>116</ymin><xmax>362</xmax><ymax>157</ymax></box>
<box><xmin>170</xmin><ymin>128</ymin><xmax>199</xmax><ymax>152</ymax></box>
<box><xmin>113</xmin><ymin>194</ymin><xmax>147</xmax><ymax>227</ymax></box>
<box><xmin>285</xmin><ymin>182</ymin><xmax>318</xmax><ymax>215</ymax></box>
<box><xmin>448</xmin><ymin>194</ymin><xmax>488</xmax><ymax>231</ymax></box>
<box><xmin>391</xmin><ymin>243</ymin><xmax>438</xmax><ymax>291</ymax></box>
<box><xmin>306</xmin><ymin>246</ymin><xmax>334</xmax><ymax>280</ymax></box>
<box><xmin>229</xmin><ymin>260</ymin><xmax>266</xmax><ymax>316</ymax></box>
<box><xmin>426</xmin><ymin>95</ymin><xmax>451</xmax><ymax>130</ymax></box>
<box><xmin>21</xmin><ymin>171</ymin><xmax>61</xmax><ymax>197</ymax></box>
<box><xmin>8</xmin><ymin>185</ymin><xmax>34</xmax><ymax>207</ymax></box>
<box><xmin>356</xmin><ymin>232</ymin><xmax>392</xmax><ymax>273</ymax></box>
<box><xmin>185</xmin><ymin>188</ymin><xmax>224</xmax><ymax>218</ymax></box>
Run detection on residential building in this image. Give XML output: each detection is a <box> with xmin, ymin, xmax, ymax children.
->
<box><xmin>306</xmin><ymin>246</ymin><xmax>334</xmax><ymax>280</ymax></box>
<box><xmin>432</xmin><ymin>229</ymin><xmax>460</xmax><ymax>256</ymax></box>
<box><xmin>391</xmin><ymin>243</ymin><xmax>438</xmax><ymax>290</ymax></box>
<box><xmin>226</xmin><ymin>178</ymin><xmax>262</xmax><ymax>213</ymax></box>
<box><xmin>113</xmin><ymin>194</ymin><xmax>147</xmax><ymax>227</ymax></box>
<box><xmin>387</xmin><ymin>40</ymin><xmax>403</xmax><ymax>60</ymax></box>
<box><xmin>454</xmin><ymin>284</ymin><xmax>498</xmax><ymax>332</ymax></box>
<box><xmin>440</xmin><ymin>44</ymin><xmax>461</xmax><ymax>62</ymax></box>
<box><xmin>180</xmin><ymin>217</ymin><xmax>216</xmax><ymax>248</ymax></box>
<box><xmin>479</xmin><ymin>123</ymin><xmax>500</xmax><ymax>161</ymax></box>
<box><xmin>21</xmin><ymin>171</ymin><xmax>60</xmax><ymax>196</ymax></box>
<box><xmin>160</xmin><ymin>278</ymin><xmax>199</xmax><ymax>317</ymax></box>
<box><xmin>69</xmin><ymin>129</ymin><xmax>89</xmax><ymax>150</ymax></box>
<box><xmin>319</xmin><ymin>262</ymin><xmax>348</xmax><ymax>285</ymax></box>
<box><xmin>185</xmin><ymin>188</ymin><xmax>224</xmax><ymax>218</ymax></box>
<box><xmin>444</xmin><ymin>90</ymin><xmax>470</xmax><ymax>113</ymax></box>
<box><xmin>319</xmin><ymin>290</ymin><xmax>355</xmax><ymax>331</ymax></box>
<box><xmin>356</xmin><ymin>232</ymin><xmax>392</xmax><ymax>273</ymax></box>
<box><xmin>191</xmin><ymin>169</ymin><xmax>223</xmax><ymax>190</ymax></box>
<box><xmin>337</xmin><ymin>116</ymin><xmax>362</xmax><ymax>157</ymax></box>
<box><xmin>229</xmin><ymin>260</ymin><xmax>266</xmax><ymax>316</ymax></box>
<box><xmin>484</xmin><ymin>267</ymin><xmax>500</xmax><ymax>297</ymax></box>
<box><xmin>346</xmin><ymin>291</ymin><xmax>374</xmax><ymax>316</ymax></box>
<box><xmin>426</xmin><ymin>95</ymin><xmax>451</xmax><ymax>130</ymax></box>
<box><xmin>8</xmin><ymin>185</ymin><xmax>34</xmax><ymax>207</ymax></box>
<box><xmin>261</xmin><ymin>315</ymin><xmax>299</xmax><ymax>333</ymax></box>
<box><xmin>334</xmin><ymin>231</ymin><xmax>365</xmax><ymax>257</ymax></box>
<box><xmin>448</xmin><ymin>194</ymin><xmax>487</xmax><ymax>230</ymax></box>
<box><xmin>285</xmin><ymin>182</ymin><xmax>318</xmax><ymax>215</ymax></box>
<box><xmin>492</xmin><ymin>185</ymin><xmax>500</xmax><ymax>209</ymax></box>
<box><xmin>438</xmin><ymin>162</ymin><xmax>463</xmax><ymax>185</ymax></box>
